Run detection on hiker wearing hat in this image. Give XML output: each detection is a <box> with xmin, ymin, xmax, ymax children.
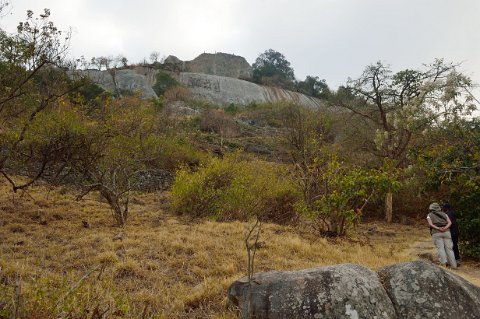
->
<box><xmin>426</xmin><ymin>202</ymin><xmax>457</xmax><ymax>268</ymax></box>
<box><xmin>442</xmin><ymin>203</ymin><xmax>460</xmax><ymax>264</ymax></box>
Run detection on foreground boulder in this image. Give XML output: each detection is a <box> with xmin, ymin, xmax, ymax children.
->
<box><xmin>379</xmin><ymin>260</ymin><xmax>480</xmax><ymax>319</ymax></box>
<box><xmin>228</xmin><ymin>264</ymin><xmax>397</xmax><ymax>319</ymax></box>
<box><xmin>228</xmin><ymin>260</ymin><xmax>480</xmax><ymax>318</ymax></box>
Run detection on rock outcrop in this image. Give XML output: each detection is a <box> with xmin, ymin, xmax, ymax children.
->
<box><xmin>379</xmin><ymin>260</ymin><xmax>480</xmax><ymax>319</ymax></box>
<box><xmin>79</xmin><ymin>52</ymin><xmax>325</xmax><ymax>108</ymax></box>
<box><xmin>179</xmin><ymin>72</ymin><xmax>324</xmax><ymax>108</ymax></box>
<box><xmin>228</xmin><ymin>264</ymin><xmax>396</xmax><ymax>319</ymax></box>
<box><xmin>81</xmin><ymin>69</ymin><xmax>157</xmax><ymax>98</ymax></box>
<box><xmin>228</xmin><ymin>260</ymin><xmax>480</xmax><ymax>319</ymax></box>
<box><xmin>165</xmin><ymin>52</ymin><xmax>252</xmax><ymax>79</ymax></box>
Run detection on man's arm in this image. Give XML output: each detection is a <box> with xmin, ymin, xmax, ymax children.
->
<box><xmin>440</xmin><ymin>216</ymin><xmax>452</xmax><ymax>232</ymax></box>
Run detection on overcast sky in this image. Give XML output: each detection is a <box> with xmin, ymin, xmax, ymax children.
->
<box><xmin>1</xmin><ymin>0</ymin><xmax>479</xmax><ymax>89</ymax></box>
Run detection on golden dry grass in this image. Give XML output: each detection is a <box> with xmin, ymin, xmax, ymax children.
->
<box><xmin>0</xmin><ymin>178</ymin><xmax>478</xmax><ymax>318</ymax></box>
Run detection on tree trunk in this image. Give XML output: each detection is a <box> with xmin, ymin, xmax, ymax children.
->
<box><xmin>100</xmin><ymin>188</ymin><xmax>127</xmax><ymax>226</ymax></box>
<box><xmin>385</xmin><ymin>192</ymin><xmax>393</xmax><ymax>223</ymax></box>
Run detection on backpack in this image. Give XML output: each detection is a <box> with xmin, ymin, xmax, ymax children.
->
<box><xmin>429</xmin><ymin>211</ymin><xmax>447</xmax><ymax>235</ymax></box>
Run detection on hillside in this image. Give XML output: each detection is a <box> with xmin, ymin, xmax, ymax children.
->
<box><xmin>2</xmin><ymin>7</ymin><xmax>480</xmax><ymax>319</ymax></box>
<box><xmin>4</xmin><ymin>179</ymin><xmax>478</xmax><ymax>318</ymax></box>
<box><xmin>80</xmin><ymin>53</ymin><xmax>325</xmax><ymax>108</ymax></box>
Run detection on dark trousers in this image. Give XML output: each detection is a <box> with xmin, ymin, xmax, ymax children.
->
<box><xmin>451</xmin><ymin>231</ymin><xmax>460</xmax><ymax>260</ymax></box>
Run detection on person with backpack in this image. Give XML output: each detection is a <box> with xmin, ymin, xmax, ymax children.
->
<box><xmin>426</xmin><ymin>202</ymin><xmax>457</xmax><ymax>268</ymax></box>
<box><xmin>442</xmin><ymin>203</ymin><xmax>460</xmax><ymax>265</ymax></box>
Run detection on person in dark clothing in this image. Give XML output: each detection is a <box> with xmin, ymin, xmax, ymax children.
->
<box><xmin>442</xmin><ymin>203</ymin><xmax>460</xmax><ymax>264</ymax></box>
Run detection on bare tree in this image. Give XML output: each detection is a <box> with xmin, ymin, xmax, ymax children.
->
<box><xmin>115</xmin><ymin>54</ymin><xmax>128</xmax><ymax>68</ymax></box>
<box><xmin>149</xmin><ymin>51</ymin><xmax>161</xmax><ymax>64</ymax></box>
<box><xmin>0</xmin><ymin>9</ymin><xmax>85</xmax><ymax>192</ymax></box>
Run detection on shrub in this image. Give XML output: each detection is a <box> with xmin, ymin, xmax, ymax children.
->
<box><xmin>296</xmin><ymin>157</ymin><xmax>397</xmax><ymax>236</ymax></box>
<box><xmin>152</xmin><ymin>71</ymin><xmax>178</xmax><ymax>96</ymax></box>
<box><xmin>225</xmin><ymin>103</ymin><xmax>239</xmax><ymax>115</ymax></box>
<box><xmin>164</xmin><ymin>86</ymin><xmax>191</xmax><ymax>102</ymax></box>
<box><xmin>456</xmin><ymin>192</ymin><xmax>480</xmax><ymax>258</ymax></box>
<box><xmin>154</xmin><ymin>134</ymin><xmax>207</xmax><ymax>170</ymax></box>
<box><xmin>199</xmin><ymin>109</ymin><xmax>239</xmax><ymax>137</ymax></box>
<box><xmin>170</xmin><ymin>153</ymin><xmax>300</xmax><ymax>223</ymax></box>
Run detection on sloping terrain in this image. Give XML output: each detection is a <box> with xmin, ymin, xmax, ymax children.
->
<box><xmin>2</xmin><ymin>178</ymin><xmax>467</xmax><ymax>318</ymax></box>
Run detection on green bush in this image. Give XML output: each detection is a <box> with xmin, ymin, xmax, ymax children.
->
<box><xmin>170</xmin><ymin>153</ymin><xmax>300</xmax><ymax>223</ymax></box>
<box><xmin>456</xmin><ymin>193</ymin><xmax>480</xmax><ymax>258</ymax></box>
<box><xmin>225</xmin><ymin>103</ymin><xmax>239</xmax><ymax>115</ymax></box>
<box><xmin>154</xmin><ymin>134</ymin><xmax>207</xmax><ymax>170</ymax></box>
<box><xmin>152</xmin><ymin>71</ymin><xmax>178</xmax><ymax>96</ymax></box>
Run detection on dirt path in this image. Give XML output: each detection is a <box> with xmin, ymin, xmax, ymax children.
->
<box><xmin>404</xmin><ymin>235</ymin><xmax>480</xmax><ymax>286</ymax></box>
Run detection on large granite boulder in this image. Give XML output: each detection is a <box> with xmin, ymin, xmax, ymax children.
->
<box><xmin>379</xmin><ymin>260</ymin><xmax>480</xmax><ymax>319</ymax></box>
<box><xmin>228</xmin><ymin>264</ymin><xmax>397</xmax><ymax>319</ymax></box>
<box><xmin>163</xmin><ymin>52</ymin><xmax>252</xmax><ymax>78</ymax></box>
<box><xmin>228</xmin><ymin>261</ymin><xmax>480</xmax><ymax>319</ymax></box>
<box><xmin>113</xmin><ymin>69</ymin><xmax>157</xmax><ymax>98</ymax></box>
<box><xmin>185</xmin><ymin>52</ymin><xmax>253</xmax><ymax>79</ymax></box>
<box><xmin>79</xmin><ymin>69</ymin><xmax>156</xmax><ymax>98</ymax></box>
<box><xmin>179</xmin><ymin>72</ymin><xmax>324</xmax><ymax>108</ymax></box>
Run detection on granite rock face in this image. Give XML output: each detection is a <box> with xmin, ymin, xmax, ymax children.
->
<box><xmin>228</xmin><ymin>264</ymin><xmax>397</xmax><ymax>319</ymax></box>
<box><xmin>179</xmin><ymin>72</ymin><xmax>324</xmax><ymax>108</ymax></box>
<box><xmin>80</xmin><ymin>52</ymin><xmax>324</xmax><ymax>108</ymax></box>
<box><xmin>228</xmin><ymin>261</ymin><xmax>480</xmax><ymax>319</ymax></box>
<box><xmin>81</xmin><ymin>68</ymin><xmax>157</xmax><ymax>98</ymax></box>
<box><xmin>164</xmin><ymin>52</ymin><xmax>252</xmax><ymax>79</ymax></box>
<box><xmin>379</xmin><ymin>260</ymin><xmax>480</xmax><ymax>319</ymax></box>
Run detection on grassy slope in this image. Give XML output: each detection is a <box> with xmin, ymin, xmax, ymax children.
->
<box><xmin>0</xmin><ymin>178</ymin><xmax>477</xmax><ymax>318</ymax></box>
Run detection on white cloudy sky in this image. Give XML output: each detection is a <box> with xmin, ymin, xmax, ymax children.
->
<box><xmin>1</xmin><ymin>0</ymin><xmax>479</xmax><ymax>88</ymax></box>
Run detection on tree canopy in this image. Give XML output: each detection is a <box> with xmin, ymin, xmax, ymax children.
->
<box><xmin>252</xmin><ymin>49</ymin><xmax>295</xmax><ymax>89</ymax></box>
<box><xmin>297</xmin><ymin>76</ymin><xmax>332</xmax><ymax>100</ymax></box>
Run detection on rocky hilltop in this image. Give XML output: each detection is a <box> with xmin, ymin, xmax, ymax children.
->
<box><xmin>165</xmin><ymin>52</ymin><xmax>252</xmax><ymax>79</ymax></box>
<box><xmin>82</xmin><ymin>52</ymin><xmax>324</xmax><ymax>108</ymax></box>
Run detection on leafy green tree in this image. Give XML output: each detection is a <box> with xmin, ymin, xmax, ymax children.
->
<box><xmin>297</xmin><ymin>76</ymin><xmax>332</xmax><ymax>100</ymax></box>
<box><xmin>416</xmin><ymin>118</ymin><xmax>480</xmax><ymax>257</ymax></box>
<box><xmin>335</xmin><ymin>60</ymin><xmax>477</xmax><ymax>222</ymax></box>
<box><xmin>297</xmin><ymin>157</ymin><xmax>398</xmax><ymax>236</ymax></box>
<box><xmin>152</xmin><ymin>71</ymin><xmax>178</xmax><ymax>96</ymax></box>
<box><xmin>252</xmin><ymin>49</ymin><xmax>295</xmax><ymax>89</ymax></box>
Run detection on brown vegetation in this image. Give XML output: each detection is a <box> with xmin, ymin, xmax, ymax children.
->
<box><xmin>2</xmin><ymin>178</ymin><xmax>478</xmax><ymax>318</ymax></box>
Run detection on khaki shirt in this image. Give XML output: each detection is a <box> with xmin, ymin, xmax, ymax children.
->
<box><xmin>427</xmin><ymin>211</ymin><xmax>448</xmax><ymax>235</ymax></box>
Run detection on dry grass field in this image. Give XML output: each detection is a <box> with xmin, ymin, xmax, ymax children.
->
<box><xmin>1</xmin><ymin>178</ymin><xmax>479</xmax><ymax>318</ymax></box>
